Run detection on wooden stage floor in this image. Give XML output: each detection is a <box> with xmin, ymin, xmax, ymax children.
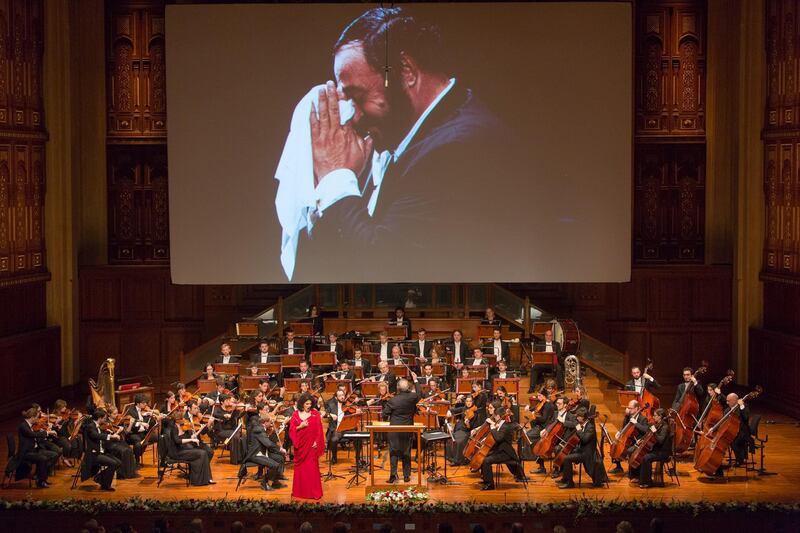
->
<box><xmin>2</xmin><ymin>408</ymin><xmax>798</xmax><ymax>506</ymax></box>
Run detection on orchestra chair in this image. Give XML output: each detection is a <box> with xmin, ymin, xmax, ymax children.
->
<box><xmin>2</xmin><ymin>434</ymin><xmax>34</xmax><ymax>489</ymax></box>
<box><xmin>156</xmin><ymin>434</ymin><xmax>190</xmax><ymax>487</ymax></box>
<box><xmin>235</xmin><ymin>460</ymin><xmax>271</xmax><ymax>492</ymax></box>
<box><xmin>70</xmin><ymin>428</ymin><xmax>89</xmax><ymax>490</ymax></box>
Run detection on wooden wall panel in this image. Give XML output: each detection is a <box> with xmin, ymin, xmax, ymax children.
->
<box><xmin>750</xmin><ymin>327</ymin><xmax>800</xmax><ymax>417</ymax></box>
<box><xmin>0</xmin><ymin>326</ymin><xmax>60</xmax><ymax>420</ymax></box>
<box><xmin>634</xmin><ymin>1</ymin><xmax>706</xmax><ymax>263</ymax></box>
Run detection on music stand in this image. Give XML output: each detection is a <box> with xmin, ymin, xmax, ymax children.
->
<box><xmin>385</xmin><ymin>325</ymin><xmax>407</xmax><ymax>340</ymax></box>
<box><xmin>280</xmin><ymin>354</ymin><xmax>305</xmax><ymax>370</ymax></box>
<box><xmin>238</xmin><ymin>375</ymin><xmax>264</xmax><ymax>392</ymax></box>
<box><xmin>245</xmin><ymin>362</ymin><xmax>282</xmax><ymax>375</ymax></box>
<box><xmin>456</xmin><ymin>378</ymin><xmax>482</xmax><ymax>394</ymax></box>
<box><xmin>214</xmin><ymin>363</ymin><xmax>241</xmax><ymax>375</ymax></box>
<box><xmin>390</xmin><ymin>365</ymin><xmax>410</xmax><ymax>378</ymax></box>
<box><xmin>494</xmin><ymin>378</ymin><xmax>521</xmax><ymax>396</ymax></box>
<box><xmin>362</xmin><ymin>352</ymin><xmax>381</xmax><ymax>366</ymax></box>
<box><xmin>361</xmin><ymin>381</ymin><xmax>381</xmax><ymax>398</ymax></box>
<box><xmin>324</xmin><ymin>378</ymin><xmax>353</xmax><ymax>395</ymax></box>
<box><xmin>283</xmin><ymin>378</ymin><xmax>310</xmax><ymax>395</ymax></box>
<box><xmin>311</xmin><ymin>351</ymin><xmax>336</xmax><ymax>368</ymax></box>
<box><xmin>196</xmin><ymin>379</ymin><xmax>216</xmax><ymax>393</ymax></box>
<box><xmin>289</xmin><ymin>322</ymin><xmax>313</xmax><ymax>336</ymax></box>
<box><xmin>617</xmin><ymin>390</ymin><xmax>639</xmax><ymax>407</ymax></box>
<box><xmin>477</xmin><ymin>325</ymin><xmax>496</xmax><ymax>340</ymax></box>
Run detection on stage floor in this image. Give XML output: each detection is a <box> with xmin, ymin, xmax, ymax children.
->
<box><xmin>1</xmin><ymin>409</ymin><xmax>798</xmax><ymax>505</ymax></box>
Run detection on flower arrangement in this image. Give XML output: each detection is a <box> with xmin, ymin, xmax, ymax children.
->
<box><xmin>365</xmin><ymin>487</ymin><xmax>430</xmax><ymax>504</ymax></box>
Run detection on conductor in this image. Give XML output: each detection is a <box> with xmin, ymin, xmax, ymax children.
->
<box><xmin>382</xmin><ymin>378</ymin><xmax>421</xmax><ymax>483</ymax></box>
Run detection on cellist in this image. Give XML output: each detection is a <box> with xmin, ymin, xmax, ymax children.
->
<box><xmin>478</xmin><ymin>404</ymin><xmax>525</xmax><ymax>491</ymax></box>
<box><xmin>522</xmin><ymin>388</ymin><xmax>555</xmax><ymax>472</ymax></box>
<box><xmin>609</xmin><ymin>399</ymin><xmax>649</xmax><ymax>476</ymax></box>
<box><xmin>671</xmin><ymin>367</ymin><xmax>704</xmax><ymax>411</ymax></box>
<box><xmin>541</xmin><ymin>396</ymin><xmax>577</xmax><ymax>479</ymax></box>
<box><xmin>556</xmin><ymin>407</ymin><xmax>607</xmax><ymax>489</ymax></box>
<box><xmin>633</xmin><ymin>408</ymin><xmax>673</xmax><ymax>488</ymax></box>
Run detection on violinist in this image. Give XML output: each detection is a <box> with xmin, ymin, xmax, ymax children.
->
<box><xmin>523</xmin><ymin>389</ymin><xmax>555</xmax><ymax>471</ymax></box>
<box><xmin>446</xmin><ymin>394</ymin><xmax>478</xmax><ymax>466</ymax></box>
<box><xmin>419</xmin><ymin>377</ymin><xmax>444</xmax><ymax>400</ymax></box>
<box><xmin>611</xmin><ymin>399</ymin><xmax>649</xmax><ymax>476</ymax></box>
<box><xmin>161</xmin><ymin>391</ymin><xmax>179</xmax><ymax>415</ymax></box>
<box><xmin>366</xmin><ymin>380</ymin><xmax>393</xmax><ymax>407</ymax></box>
<box><xmin>183</xmin><ymin>400</ymin><xmax>215</xmax><ymax>460</ymax></box>
<box><xmin>81</xmin><ymin>409</ymin><xmax>122</xmax><ymax>491</ymax></box>
<box><xmin>471</xmin><ymin>380</ymin><xmax>488</xmax><ymax>413</ymax></box>
<box><xmin>671</xmin><ymin>367</ymin><xmax>704</xmax><ymax>411</ymax></box>
<box><xmin>479</xmin><ymin>404</ymin><xmax>525</xmax><ymax>491</ymax></box>
<box><xmin>542</xmin><ymin>396</ymin><xmax>577</xmax><ymax>478</ymax></box>
<box><xmin>163</xmin><ymin>410</ymin><xmax>214</xmax><ymax>485</ymax></box>
<box><xmin>625</xmin><ymin>365</ymin><xmax>660</xmax><ymax>395</ymax></box>
<box><xmin>257</xmin><ymin>376</ymin><xmax>285</xmax><ymax>402</ymax></box>
<box><xmin>17</xmin><ymin>406</ymin><xmax>59</xmax><ymax>488</ymax></box>
<box><xmin>211</xmin><ymin>394</ymin><xmax>241</xmax><ymax>444</ymax></box>
<box><xmin>125</xmin><ymin>394</ymin><xmax>156</xmax><ymax>465</ymax></box>
<box><xmin>298</xmin><ymin>379</ymin><xmax>324</xmax><ymax>410</ymax></box>
<box><xmin>556</xmin><ymin>407</ymin><xmax>607</xmax><ymax>489</ymax></box>
<box><xmin>52</xmin><ymin>399</ymin><xmax>82</xmax><ymax>467</ymax></box>
<box><xmin>494</xmin><ymin>386</ymin><xmax>518</xmax><ymax>420</ymax></box>
<box><xmin>202</xmin><ymin>377</ymin><xmax>228</xmax><ymax>409</ymax></box>
<box><xmin>102</xmin><ymin>405</ymin><xmax>139</xmax><ymax>479</ymax></box>
<box><xmin>635</xmin><ymin>408</ymin><xmax>672</xmax><ymax>488</ymax></box>
<box><xmin>325</xmin><ymin>388</ymin><xmax>362</xmax><ymax>465</ymax></box>
<box><xmin>240</xmin><ymin>404</ymin><xmax>287</xmax><ymax>491</ymax></box>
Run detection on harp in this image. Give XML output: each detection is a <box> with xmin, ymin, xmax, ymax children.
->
<box><xmin>89</xmin><ymin>358</ymin><xmax>116</xmax><ymax>410</ymax></box>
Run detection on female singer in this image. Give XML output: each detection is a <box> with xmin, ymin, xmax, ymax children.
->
<box><xmin>288</xmin><ymin>393</ymin><xmax>324</xmax><ymax>500</ymax></box>
<box><xmin>164</xmin><ymin>410</ymin><xmax>214</xmax><ymax>486</ymax></box>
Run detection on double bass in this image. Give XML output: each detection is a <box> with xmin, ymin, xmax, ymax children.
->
<box><xmin>609</xmin><ymin>403</ymin><xmax>650</xmax><ymax>462</ymax></box>
<box><xmin>673</xmin><ymin>362</ymin><xmax>708</xmax><ymax>454</ymax></box>
<box><xmin>639</xmin><ymin>359</ymin><xmax>660</xmax><ymax>418</ymax></box>
<box><xmin>693</xmin><ymin>371</ymin><xmax>735</xmax><ymax>461</ymax></box>
<box><xmin>694</xmin><ymin>386</ymin><xmax>761</xmax><ymax>475</ymax></box>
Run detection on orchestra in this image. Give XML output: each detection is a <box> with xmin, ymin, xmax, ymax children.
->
<box><xmin>13</xmin><ymin>328</ymin><xmax>766</xmax><ymax>495</ymax></box>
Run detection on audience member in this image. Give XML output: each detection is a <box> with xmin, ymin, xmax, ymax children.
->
<box><xmin>299</xmin><ymin>523</ymin><xmax>313</xmax><ymax>533</ymax></box>
<box><xmin>616</xmin><ymin>522</ymin><xmax>634</xmax><ymax>533</ymax></box>
<box><xmin>553</xmin><ymin>526</ymin><xmax>568</xmax><ymax>533</ymax></box>
<box><xmin>230</xmin><ymin>522</ymin><xmax>244</xmax><ymax>533</ymax></box>
<box><xmin>332</xmin><ymin>523</ymin><xmax>349</xmax><ymax>533</ymax></box>
<box><xmin>649</xmin><ymin>518</ymin><xmax>664</xmax><ymax>533</ymax></box>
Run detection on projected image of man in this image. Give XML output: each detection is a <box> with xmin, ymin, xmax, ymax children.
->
<box><xmin>282</xmin><ymin>6</ymin><xmax>520</xmax><ymax>280</ymax></box>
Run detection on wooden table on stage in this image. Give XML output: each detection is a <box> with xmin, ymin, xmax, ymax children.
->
<box><xmin>365</xmin><ymin>422</ymin><xmax>425</xmax><ymax>492</ymax></box>
<box><xmin>116</xmin><ymin>386</ymin><xmax>154</xmax><ymax>408</ymax></box>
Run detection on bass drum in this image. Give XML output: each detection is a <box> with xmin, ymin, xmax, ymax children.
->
<box><xmin>551</xmin><ymin>319</ymin><xmax>580</xmax><ymax>355</ymax></box>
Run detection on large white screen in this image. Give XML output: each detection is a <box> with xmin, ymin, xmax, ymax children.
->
<box><xmin>166</xmin><ymin>2</ymin><xmax>632</xmax><ymax>284</ymax></box>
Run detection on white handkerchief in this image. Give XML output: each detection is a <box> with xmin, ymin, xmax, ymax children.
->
<box><xmin>274</xmin><ymin>85</ymin><xmax>355</xmax><ymax>280</ymax></box>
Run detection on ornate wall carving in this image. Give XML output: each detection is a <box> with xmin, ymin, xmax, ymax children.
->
<box><xmin>106</xmin><ymin>0</ymin><xmax>167</xmax><ymax>264</ymax></box>
<box><xmin>634</xmin><ymin>1</ymin><xmax>706</xmax><ymax>263</ymax></box>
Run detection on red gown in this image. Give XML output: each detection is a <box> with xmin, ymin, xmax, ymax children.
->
<box><xmin>288</xmin><ymin>409</ymin><xmax>324</xmax><ymax>500</ymax></box>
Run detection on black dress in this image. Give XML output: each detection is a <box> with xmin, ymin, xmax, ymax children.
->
<box><xmin>163</xmin><ymin>419</ymin><xmax>212</xmax><ymax>486</ymax></box>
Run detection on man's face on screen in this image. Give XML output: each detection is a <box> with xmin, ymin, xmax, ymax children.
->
<box><xmin>334</xmin><ymin>42</ymin><xmax>413</xmax><ymax>151</ymax></box>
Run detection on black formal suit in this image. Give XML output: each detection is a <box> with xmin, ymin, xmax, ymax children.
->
<box><xmin>296</xmin><ymin>84</ymin><xmax>524</xmax><ymax>279</ymax></box>
<box><xmin>295</xmin><ymin>369</ymin><xmax>315</xmax><ymax>381</ymax></box>
<box><xmin>530</xmin><ymin>340</ymin><xmax>564</xmax><ymax>391</ymax></box>
<box><xmin>214</xmin><ymin>354</ymin><xmax>242</xmax><ymax>364</ymax></box>
<box><xmin>481</xmin><ymin>318</ymin><xmax>502</xmax><ymax>327</ymax></box>
<box><xmin>523</xmin><ymin>400</ymin><xmax>556</xmax><ymax>462</ymax></box>
<box><xmin>723</xmin><ymin>402</ymin><xmax>751</xmax><ymax>464</ymax></box>
<box><xmin>16</xmin><ymin>420</ymin><xmax>58</xmax><ymax>483</ymax></box>
<box><xmin>559</xmin><ymin>419</ymin><xmax>607</xmax><ymax>486</ymax></box>
<box><xmin>374</xmin><ymin>371</ymin><xmax>398</xmax><ymax>393</ymax></box>
<box><xmin>80</xmin><ymin>421</ymin><xmax>122</xmax><ymax>489</ymax></box>
<box><xmin>251</xmin><ymin>351</ymin><xmax>281</xmax><ymax>364</ymax></box>
<box><xmin>281</xmin><ymin>340</ymin><xmax>305</xmax><ymax>355</ymax></box>
<box><xmin>482</xmin><ymin>339</ymin><xmax>510</xmax><ymax>362</ymax></box>
<box><xmin>240</xmin><ymin>418</ymin><xmax>285</xmax><ymax>484</ymax></box>
<box><xmin>672</xmin><ymin>380</ymin><xmax>705</xmax><ymax>411</ymax></box>
<box><xmin>324</xmin><ymin>397</ymin><xmax>355</xmax><ymax>463</ymax></box>
<box><xmin>163</xmin><ymin>419</ymin><xmax>212</xmax><ymax>486</ymax></box>
<box><xmin>448</xmin><ymin>342</ymin><xmax>470</xmax><ymax>364</ymax></box>
<box><xmin>624</xmin><ymin>376</ymin><xmax>661</xmax><ymax>394</ymax></box>
<box><xmin>382</xmin><ymin>389</ymin><xmax>422</xmax><ymax>480</ymax></box>
<box><xmin>124</xmin><ymin>406</ymin><xmax>155</xmax><ymax>462</ymax></box>
<box><xmin>411</xmin><ymin>339</ymin><xmax>433</xmax><ymax>359</ymax></box>
<box><xmin>351</xmin><ymin>358</ymin><xmax>372</xmax><ymax>377</ymax></box>
<box><xmin>332</xmin><ymin>369</ymin><xmax>355</xmax><ymax>389</ymax></box>
<box><xmin>480</xmin><ymin>420</ymin><xmax>523</xmax><ymax>487</ymax></box>
<box><xmin>388</xmin><ymin>318</ymin><xmax>411</xmax><ymax>339</ymax></box>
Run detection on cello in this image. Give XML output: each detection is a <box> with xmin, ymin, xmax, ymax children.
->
<box><xmin>467</xmin><ymin>421</ymin><xmax>498</xmax><ymax>472</ymax></box>
<box><xmin>609</xmin><ymin>402</ymin><xmax>650</xmax><ymax>462</ymax></box>
<box><xmin>553</xmin><ymin>412</ymin><xmax>598</xmax><ymax>468</ymax></box>
<box><xmin>694</xmin><ymin>386</ymin><xmax>761</xmax><ymax>475</ymax></box>
<box><xmin>532</xmin><ymin>415</ymin><xmax>567</xmax><ymax>458</ymax></box>
<box><xmin>673</xmin><ymin>362</ymin><xmax>708</xmax><ymax>454</ymax></box>
<box><xmin>628</xmin><ymin>410</ymin><xmax>674</xmax><ymax>469</ymax></box>
<box><xmin>463</xmin><ymin>420</ymin><xmax>491</xmax><ymax>466</ymax></box>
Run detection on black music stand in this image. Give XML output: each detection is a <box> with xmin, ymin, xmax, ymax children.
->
<box><xmin>421</xmin><ymin>428</ymin><xmax>452</xmax><ymax>484</ymax></box>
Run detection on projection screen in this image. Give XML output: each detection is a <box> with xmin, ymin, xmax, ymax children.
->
<box><xmin>166</xmin><ymin>2</ymin><xmax>632</xmax><ymax>284</ymax></box>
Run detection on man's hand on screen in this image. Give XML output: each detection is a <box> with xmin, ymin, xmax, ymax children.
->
<box><xmin>310</xmin><ymin>81</ymin><xmax>372</xmax><ymax>184</ymax></box>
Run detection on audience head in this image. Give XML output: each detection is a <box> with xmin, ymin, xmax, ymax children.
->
<box><xmin>615</xmin><ymin>521</ymin><xmax>634</xmax><ymax>533</ymax></box>
<box><xmin>299</xmin><ymin>522</ymin><xmax>313</xmax><ymax>533</ymax></box>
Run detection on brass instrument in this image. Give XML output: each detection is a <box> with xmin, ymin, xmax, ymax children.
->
<box><xmin>564</xmin><ymin>354</ymin><xmax>581</xmax><ymax>388</ymax></box>
<box><xmin>89</xmin><ymin>358</ymin><xmax>116</xmax><ymax>410</ymax></box>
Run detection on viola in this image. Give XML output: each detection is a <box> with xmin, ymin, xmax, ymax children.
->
<box><xmin>694</xmin><ymin>387</ymin><xmax>761</xmax><ymax>475</ymax></box>
<box><xmin>673</xmin><ymin>361</ymin><xmax>708</xmax><ymax>454</ymax></box>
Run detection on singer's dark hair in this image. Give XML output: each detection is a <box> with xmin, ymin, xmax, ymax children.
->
<box><xmin>334</xmin><ymin>7</ymin><xmax>451</xmax><ymax>78</ymax></box>
<box><xmin>296</xmin><ymin>393</ymin><xmax>315</xmax><ymax>411</ymax></box>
